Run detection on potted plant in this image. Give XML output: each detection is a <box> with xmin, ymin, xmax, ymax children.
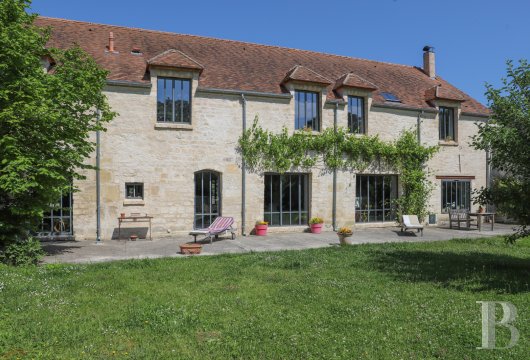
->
<box><xmin>180</xmin><ymin>243</ymin><xmax>202</xmax><ymax>255</ymax></box>
<box><xmin>120</xmin><ymin>212</ymin><xmax>126</xmax><ymax>219</ymax></box>
<box><xmin>309</xmin><ymin>217</ymin><xmax>324</xmax><ymax>234</ymax></box>
<box><xmin>337</xmin><ymin>227</ymin><xmax>353</xmax><ymax>245</ymax></box>
<box><xmin>255</xmin><ymin>221</ymin><xmax>268</xmax><ymax>236</ymax></box>
<box><xmin>130</xmin><ymin>234</ymin><xmax>138</xmax><ymax>241</ymax></box>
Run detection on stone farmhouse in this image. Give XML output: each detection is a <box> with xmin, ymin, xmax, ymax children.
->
<box><xmin>35</xmin><ymin>17</ymin><xmax>490</xmax><ymax>240</ymax></box>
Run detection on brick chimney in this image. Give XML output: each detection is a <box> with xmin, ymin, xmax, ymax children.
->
<box><xmin>108</xmin><ymin>32</ymin><xmax>115</xmax><ymax>52</ymax></box>
<box><xmin>423</xmin><ymin>46</ymin><xmax>435</xmax><ymax>78</ymax></box>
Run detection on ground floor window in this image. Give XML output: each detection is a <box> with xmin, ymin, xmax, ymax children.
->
<box><xmin>355</xmin><ymin>175</ymin><xmax>398</xmax><ymax>223</ymax></box>
<box><xmin>39</xmin><ymin>191</ymin><xmax>73</xmax><ymax>235</ymax></box>
<box><xmin>264</xmin><ymin>174</ymin><xmax>309</xmax><ymax>226</ymax></box>
<box><xmin>194</xmin><ymin>171</ymin><xmax>221</xmax><ymax>229</ymax></box>
<box><xmin>441</xmin><ymin>180</ymin><xmax>470</xmax><ymax>212</ymax></box>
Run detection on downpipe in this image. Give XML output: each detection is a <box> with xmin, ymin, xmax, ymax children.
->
<box><xmin>241</xmin><ymin>94</ymin><xmax>247</xmax><ymax>236</ymax></box>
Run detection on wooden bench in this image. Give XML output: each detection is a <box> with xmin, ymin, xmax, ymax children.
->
<box><xmin>448</xmin><ymin>209</ymin><xmax>475</xmax><ymax>230</ymax></box>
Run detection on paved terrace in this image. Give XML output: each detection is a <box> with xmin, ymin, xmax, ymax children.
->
<box><xmin>42</xmin><ymin>223</ymin><xmax>517</xmax><ymax>264</ymax></box>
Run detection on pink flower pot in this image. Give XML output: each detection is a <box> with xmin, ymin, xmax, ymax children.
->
<box><xmin>255</xmin><ymin>224</ymin><xmax>268</xmax><ymax>236</ymax></box>
<box><xmin>310</xmin><ymin>223</ymin><xmax>323</xmax><ymax>234</ymax></box>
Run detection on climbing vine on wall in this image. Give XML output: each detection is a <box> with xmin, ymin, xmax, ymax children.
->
<box><xmin>238</xmin><ymin>116</ymin><xmax>439</xmax><ymax>221</ymax></box>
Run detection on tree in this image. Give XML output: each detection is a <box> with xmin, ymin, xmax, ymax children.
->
<box><xmin>472</xmin><ymin>60</ymin><xmax>530</xmax><ymax>241</ymax></box>
<box><xmin>0</xmin><ymin>0</ymin><xmax>116</xmax><ymax>245</ymax></box>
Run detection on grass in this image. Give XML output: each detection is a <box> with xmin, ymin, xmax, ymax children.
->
<box><xmin>0</xmin><ymin>236</ymin><xmax>529</xmax><ymax>359</ymax></box>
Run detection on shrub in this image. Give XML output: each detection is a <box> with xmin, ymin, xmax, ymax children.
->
<box><xmin>1</xmin><ymin>237</ymin><xmax>45</xmax><ymax>266</ymax></box>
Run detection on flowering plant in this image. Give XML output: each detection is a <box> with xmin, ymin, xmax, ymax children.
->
<box><xmin>337</xmin><ymin>227</ymin><xmax>353</xmax><ymax>236</ymax></box>
<box><xmin>256</xmin><ymin>220</ymin><xmax>269</xmax><ymax>225</ymax></box>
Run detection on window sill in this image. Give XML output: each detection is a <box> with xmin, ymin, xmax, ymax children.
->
<box><xmin>154</xmin><ymin>122</ymin><xmax>193</xmax><ymax>130</ymax></box>
<box><xmin>438</xmin><ymin>140</ymin><xmax>458</xmax><ymax>146</ymax></box>
<box><xmin>123</xmin><ymin>199</ymin><xmax>145</xmax><ymax>206</ymax></box>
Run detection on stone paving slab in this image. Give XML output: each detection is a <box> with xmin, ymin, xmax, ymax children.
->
<box><xmin>42</xmin><ymin>224</ymin><xmax>518</xmax><ymax>264</ymax></box>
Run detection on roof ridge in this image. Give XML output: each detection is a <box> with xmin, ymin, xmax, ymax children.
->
<box><xmin>37</xmin><ymin>16</ymin><xmax>417</xmax><ymax>70</ymax></box>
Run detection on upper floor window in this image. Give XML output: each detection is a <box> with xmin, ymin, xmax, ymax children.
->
<box><xmin>125</xmin><ymin>183</ymin><xmax>144</xmax><ymax>199</ymax></box>
<box><xmin>348</xmin><ymin>96</ymin><xmax>365</xmax><ymax>134</ymax></box>
<box><xmin>439</xmin><ymin>106</ymin><xmax>455</xmax><ymax>141</ymax></box>
<box><xmin>295</xmin><ymin>91</ymin><xmax>320</xmax><ymax>131</ymax></box>
<box><xmin>157</xmin><ymin>77</ymin><xmax>191</xmax><ymax>123</ymax></box>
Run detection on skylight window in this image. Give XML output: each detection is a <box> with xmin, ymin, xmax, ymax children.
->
<box><xmin>381</xmin><ymin>92</ymin><xmax>401</xmax><ymax>102</ymax></box>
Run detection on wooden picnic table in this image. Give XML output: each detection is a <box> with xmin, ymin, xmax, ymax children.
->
<box><xmin>118</xmin><ymin>215</ymin><xmax>153</xmax><ymax>240</ymax></box>
<box><xmin>468</xmin><ymin>212</ymin><xmax>495</xmax><ymax>232</ymax></box>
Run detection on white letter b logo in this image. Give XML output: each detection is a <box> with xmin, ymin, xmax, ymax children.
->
<box><xmin>477</xmin><ymin>301</ymin><xmax>519</xmax><ymax>349</ymax></box>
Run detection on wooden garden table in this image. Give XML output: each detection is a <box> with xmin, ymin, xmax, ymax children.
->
<box><xmin>468</xmin><ymin>212</ymin><xmax>495</xmax><ymax>232</ymax></box>
<box><xmin>117</xmin><ymin>215</ymin><xmax>153</xmax><ymax>240</ymax></box>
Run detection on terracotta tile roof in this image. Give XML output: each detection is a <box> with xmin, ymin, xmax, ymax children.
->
<box><xmin>35</xmin><ymin>16</ymin><xmax>489</xmax><ymax>116</ymax></box>
<box><xmin>147</xmin><ymin>49</ymin><xmax>203</xmax><ymax>72</ymax></box>
<box><xmin>334</xmin><ymin>72</ymin><xmax>378</xmax><ymax>91</ymax></box>
<box><xmin>282</xmin><ymin>65</ymin><xmax>332</xmax><ymax>86</ymax></box>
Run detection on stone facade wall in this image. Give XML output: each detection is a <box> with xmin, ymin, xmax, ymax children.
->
<box><xmin>72</xmin><ymin>69</ymin><xmax>488</xmax><ymax>240</ymax></box>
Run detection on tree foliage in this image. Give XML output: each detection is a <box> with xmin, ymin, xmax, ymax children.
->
<box><xmin>239</xmin><ymin>117</ymin><xmax>438</xmax><ymax>222</ymax></box>
<box><xmin>472</xmin><ymin>60</ymin><xmax>530</xmax><ymax>241</ymax></box>
<box><xmin>0</xmin><ymin>0</ymin><xmax>116</xmax><ymax>244</ymax></box>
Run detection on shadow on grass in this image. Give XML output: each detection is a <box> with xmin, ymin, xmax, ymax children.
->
<box><xmin>370</xmin><ymin>249</ymin><xmax>530</xmax><ymax>294</ymax></box>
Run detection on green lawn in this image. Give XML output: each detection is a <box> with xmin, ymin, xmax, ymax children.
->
<box><xmin>1</xmin><ymin>237</ymin><xmax>529</xmax><ymax>359</ymax></box>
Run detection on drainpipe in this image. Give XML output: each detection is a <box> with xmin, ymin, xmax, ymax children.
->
<box><xmin>241</xmin><ymin>94</ymin><xmax>247</xmax><ymax>236</ymax></box>
<box><xmin>417</xmin><ymin>110</ymin><xmax>423</xmax><ymax>144</ymax></box>
<box><xmin>332</xmin><ymin>102</ymin><xmax>338</xmax><ymax>231</ymax></box>
<box><xmin>96</xmin><ymin>110</ymin><xmax>102</xmax><ymax>244</ymax></box>
<box><xmin>486</xmin><ymin>148</ymin><xmax>492</xmax><ymax>212</ymax></box>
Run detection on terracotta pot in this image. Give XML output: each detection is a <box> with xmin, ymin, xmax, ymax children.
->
<box><xmin>310</xmin><ymin>223</ymin><xmax>323</xmax><ymax>234</ymax></box>
<box><xmin>120</xmin><ymin>213</ymin><xmax>126</xmax><ymax>219</ymax></box>
<box><xmin>130</xmin><ymin>235</ymin><xmax>138</xmax><ymax>241</ymax></box>
<box><xmin>255</xmin><ymin>224</ymin><xmax>268</xmax><ymax>236</ymax></box>
<box><xmin>338</xmin><ymin>234</ymin><xmax>353</xmax><ymax>245</ymax></box>
<box><xmin>180</xmin><ymin>243</ymin><xmax>202</xmax><ymax>255</ymax></box>
<box><xmin>478</xmin><ymin>206</ymin><xmax>484</xmax><ymax>213</ymax></box>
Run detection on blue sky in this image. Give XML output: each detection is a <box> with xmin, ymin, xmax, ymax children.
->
<box><xmin>31</xmin><ymin>0</ymin><xmax>530</xmax><ymax>105</ymax></box>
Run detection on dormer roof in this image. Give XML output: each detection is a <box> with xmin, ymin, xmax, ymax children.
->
<box><xmin>282</xmin><ymin>65</ymin><xmax>332</xmax><ymax>86</ymax></box>
<box><xmin>147</xmin><ymin>49</ymin><xmax>204</xmax><ymax>72</ymax></box>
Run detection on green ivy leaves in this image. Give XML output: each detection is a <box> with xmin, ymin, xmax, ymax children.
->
<box><xmin>238</xmin><ymin>116</ymin><xmax>438</xmax><ymax>221</ymax></box>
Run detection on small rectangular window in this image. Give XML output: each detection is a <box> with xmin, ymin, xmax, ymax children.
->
<box><xmin>348</xmin><ymin>96</ymin><xmax>365</xmax><ymax>134</ymax></box>
<box><xmin>439</xmin><ymin>106</ymin><xmax>456</xmax><ymax>141</ymax></box>
<box><xmin>295</xmin><ymin>91</ymin><xmax>320</xmax><ymax>131</ymax></box>
<box><xmin>441</xmin><ymin>180</ymin><xmax>470</xmax><ymax>212</ymax></box>
<box><xmin>157</xmin><ymin>77</ymin><xmax>191</xmax><ymax>123</ymax></box>
<box><xmin>125</xmin><ymin>183</ymin><xmax>144</xmax><ymax>199</ymax></box>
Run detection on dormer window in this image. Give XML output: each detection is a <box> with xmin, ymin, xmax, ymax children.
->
<box><xmin>157</xmin><ymin>77</ymin><xmax>191</xmax><ymax>123</ymax></box>
<box><xmin>295</xmin><ymin>90</ymin><xmax>320</xmax><ymax>131</ymax></box>
<box><xmin>348</xmin><ymin>96</ymin><xmax>365</xmax><ymax>134</ymax></box>
<box><xmin>439</xmin><ymin>106</ymin><xmax>456</xmax><ymax>141</ymax></box>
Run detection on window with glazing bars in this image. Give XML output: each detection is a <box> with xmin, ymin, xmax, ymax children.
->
<box><xmin>39</xmin><ymin>191</ymin><xmax>73</xmax><ymax>235</ymax></box>
<box><xmin>157</xmin><ymin>77</ymin><xmax>191</xmax><ymax>123</ymax></box>
<box><xmin>125</xmin><ymin>183</ymin><xmax>143</xmax><ymax>199</ymax></box>
<box><xmin>439</xmin><ymin>106</ymin><xmax>455</xmax><ymax>140</ymax></box>
<box><xmin>348</xmin><ymin>96</ymin><xmax>365</xmax><ymax>134</ymax></box>
<box><xmin>355</xmin><ymin>175</ymin><xmax>398</xmax><ymax>223</ymax></box>
<box><xmin>295</xmin><ymin>91</ymin><xmax>320</xmax><ymax>131</ymax></box>
<box><xmin>194</xmin><ymin>171</ymin><xmax>221</xmax><ymax>229</ymax></box>
<box><xmin>441</xmin><ymin>180</ymin><xmax>470</xmax><ymax>212</ymax></box>
<box><xmin>264</xmin><ymin>174</ymin><xmax>309</xmax><ymax>226</ymax></box>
